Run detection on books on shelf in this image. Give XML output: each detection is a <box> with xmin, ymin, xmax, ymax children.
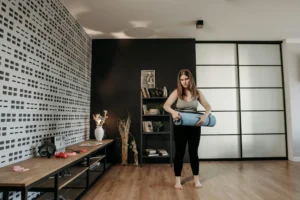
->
<box><xmin>157</xmin><ymin>149</ymin><xmax>168</xmax><ymax>156</ymax></box>
<box><xmin>145</xmin><ymin>149</ymin><xmax>169</xmax><ymax>156</ymax></box>
<box><xmin>141</xmin><ymin>87</ymin><xmax>166</xmax><ymax>98</ymax></box>
<box><xmin>145</xmin><ymin>149</ymin><xmax>156</xmax><ymax>154</ymax></box>
<box><xmin>142</xmin><ymin>105</ymin><xmax>160</xmax><ymax>115</ymax></box>
<box><xmin>141</xmin><ymin>88</ymin><xmax>151</xmax><ymax>98</ymax></box>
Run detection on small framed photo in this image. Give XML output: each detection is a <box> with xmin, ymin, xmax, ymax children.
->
<box><xmin>143</xmin><ymin>121</ymin><xmax>153</xmax><ymax>132</ymax></box>
<box><xmin>141</xmin><ymin>70</ymin><xmax>155</xmax><ymax>88</ymax></box>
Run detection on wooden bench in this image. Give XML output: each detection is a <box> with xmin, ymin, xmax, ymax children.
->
<box><xmin>0</xmin><ymin>139</ymin><xmax>115</xmax><ymax>200</ymax></box>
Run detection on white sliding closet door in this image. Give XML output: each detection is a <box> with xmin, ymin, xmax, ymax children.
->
<box><xmin>239</xmin><ymin>44</ymin><xmax>286</xmax><ymax>158</ymax></box>
<box><xmin>195</xmin><ymin>43</ymin><xmax>286</xmax><ymax>159</ymax></box>
<box><xmin>196</xmin><ymin>43</ymin><xmax>240</xmax><ymax>159</ymax></box>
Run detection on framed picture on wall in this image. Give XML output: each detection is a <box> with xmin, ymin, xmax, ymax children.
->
<box><xmin>141</xmin><ymin>70</ymin><xmax>155</xmax><ymax>88</ymax></box>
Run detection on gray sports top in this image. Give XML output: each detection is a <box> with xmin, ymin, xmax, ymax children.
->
<box><xmin>176</xmin><ymin>96</ymin><xmax>198</xmax><ymax>111</ymax></box>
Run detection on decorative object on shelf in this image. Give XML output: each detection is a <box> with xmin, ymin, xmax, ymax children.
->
<box><xmin>156</xmin><ymin>104</ymin><xmax>165</xmax><ymax>115</ymax></box>
<box><xmin>129</xmin><ymin>135</ymin><xmax>139</xmax><ymax>166</ymax></box>
<box><xmin>12</xmin><ymin>166</ymin><xmax>29</xmax><ymax>172</ymax></box>
<box><xmin>142</xmin><ymin>105</ymin><xmax>148</xmax><ymax>115</ymax></box>
<box><xmin>148</xmin><ymin>88</ymin><xmax>163</xmax><ymax>97</ymax></box>
<box><xmin>38</xmin><ymin>140</ymin><xmax>56</xmax><ymax>158</ymax></box>
<box><xmin>94</xmin><ymin>126</ymin><xmax>104</xmax><ymax>141</ymax></box>
<box><xmin>152</xmin><ymin>121</ymin><xmax>163</xmax><ymax>132</ymax></box>
<box><xmin>163</xmin><ymin>86</ymin><xmax>168</xmax><ymax>97</ymax></box>
<box><xmin>93</xmin><ymin>110</ymin><xmax>108</xmax><ymax>141</ymax></box>
<box><xmin>55</xmin><ymin>152</ymin><xmax>68</xmax><ymax>159</ymax></box>
<box><xmin>148</xmin><ymin>109</ymin><xmax>160</xmax><ymax>115</ymax></box>
<box><xmin>50</xmin><ymin>135</ymin><xmax>66</xmax><ymax>152</ymax></box>
<box><xmin>141</xmin><ymin>70</ymin><xmax>155</xmax><ymax>88</ymax></box>
<box><xmin>142</xmin><ymin>121</ymin><xmax>153</xmax><ymax>132</ymax></box>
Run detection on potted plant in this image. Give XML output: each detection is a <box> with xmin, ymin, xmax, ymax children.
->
<box><xmin>156</xmin><ymin>104</ymin><xmax>165</xmax><ymax>115</ymax></box>
<box><xmin>152</xmin><ymin>121</ymin><xmax>163</xmax><ymax>132</ymax></box>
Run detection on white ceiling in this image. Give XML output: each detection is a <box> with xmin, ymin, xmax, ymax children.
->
<box><xmin>61</xmin><ymin>0</ymin><xmax>300</xmax><ymax>41</ymax></box>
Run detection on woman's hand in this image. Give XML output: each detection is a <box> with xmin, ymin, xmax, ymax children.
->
<box><xmin>196</xmin><ymin>115</ymin><xmax>207</xmax><ymax>126</ymax></box>
<box><xmin>172</xmin><ymin>111</ymin><xmax>181</xmax><ymax>121</ymax></box>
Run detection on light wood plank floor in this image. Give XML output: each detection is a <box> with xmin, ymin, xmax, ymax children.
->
<box><xmin>82</xmin><ymin>161</ymin><xmax>300</xmax><ymax>200</ymax></box>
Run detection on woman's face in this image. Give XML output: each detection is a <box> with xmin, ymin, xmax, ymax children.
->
<box><xmin>180</xmin><ymin>74</ymin><xmax>190</xmax><ymax>88</ymax></box>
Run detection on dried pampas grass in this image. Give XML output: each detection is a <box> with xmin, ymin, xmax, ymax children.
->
<box><xmin>118</xmin><ymin>114</ymin><xmax>131</xmax><ymax>165</ymax></box>
<box><xmin>117</xmin><ymin>113</ymin><xmax>139</xmax><ymax>166</ymax></box>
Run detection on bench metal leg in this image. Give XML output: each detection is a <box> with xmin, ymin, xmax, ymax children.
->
<box><xmin>21</xmin><ymin>188</ymin><xmax>28</xmax><ymax>200</ymax></box>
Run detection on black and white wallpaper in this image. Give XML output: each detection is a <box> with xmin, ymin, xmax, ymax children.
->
<box><xmin>0</xmin><ymin>0</ymin><xmax>91</xmax><ymax>198</ymax></box>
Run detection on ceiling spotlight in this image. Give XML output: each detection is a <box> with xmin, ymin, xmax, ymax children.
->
<box><xmin>196</xmin><ymin>20</ymin><xmax>204</xmax><ymax>29</ymax></box>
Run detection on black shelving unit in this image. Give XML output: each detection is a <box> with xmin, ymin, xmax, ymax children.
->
<box><xmin>140</xmin><ymin>94</ymin><xmax>173</xmax><ymax>167</ymax></box>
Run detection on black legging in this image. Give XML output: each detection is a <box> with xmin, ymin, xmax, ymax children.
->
<box><xmin>173</xmin><ymin>125</ymin><xmax>201</xmax><ymax>176</ymax></box>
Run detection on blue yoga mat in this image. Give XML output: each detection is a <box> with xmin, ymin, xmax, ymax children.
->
<box><xmin>173</xmin><ymin>111</ymin><xmax>216</xmax><ymax>127</ymax></box>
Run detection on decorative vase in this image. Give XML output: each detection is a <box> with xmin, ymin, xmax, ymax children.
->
<box><xmin>94</xmin><ymin>126</ymin><xmax>104</xmax><ymax>141</ymax></box>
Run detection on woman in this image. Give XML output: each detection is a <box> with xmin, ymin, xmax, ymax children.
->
<box><xmin>163</xmin><ymin>69</ymin><xmax>211</xmax><ymax>190</ymax></box>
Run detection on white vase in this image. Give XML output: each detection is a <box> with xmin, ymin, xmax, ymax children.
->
<box><xmin>94</xmin><ymin>126</ymin><xmax>104</xmax><ymax>141</ymax></box>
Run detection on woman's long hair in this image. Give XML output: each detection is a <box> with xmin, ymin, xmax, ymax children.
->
<box><xmin>177</xmin><ymin>69</ymin><xmax>198</xmax><ymax>99</ymax></box>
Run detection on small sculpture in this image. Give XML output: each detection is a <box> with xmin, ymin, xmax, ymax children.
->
<box><xmin>163</xmin><ymin>86</ymin><xmax>168</xmax><ymax>97</ymax></box>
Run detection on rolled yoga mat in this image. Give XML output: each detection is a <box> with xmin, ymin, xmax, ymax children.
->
<box><xmin>173</xmin><ymin>112</ymin><xmax>216</xmax><ymax>127</ymax></box>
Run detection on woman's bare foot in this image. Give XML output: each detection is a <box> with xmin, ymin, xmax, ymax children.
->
<box><xmin>174</xmin><ymin>182</ymin><xmax>183</xmax><ymax>190</ymax></box>
<box><xmin>174</xmin><ymin>176</ymin><xmax>183</xmax><ymax>190</ymax></box>
<box><xmin>194</xmin><ymin>180</ymin><xmax>202</xmax><ymax>188</ymax></box>
<box><xmin>194</xmin><ymin>175</ymin><xmax>202</xmax><ymax>188</ymax></box>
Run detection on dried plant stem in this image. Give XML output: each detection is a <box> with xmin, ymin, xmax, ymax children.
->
<box><xmin>118</xmin><ymin>114</ymin><xmax>131</xmax><ymax>165</ymax></box>
<box><xmin>121</xmin><ymin>137</ymin><xmax>128</xmax><ymax>165</ymax></box>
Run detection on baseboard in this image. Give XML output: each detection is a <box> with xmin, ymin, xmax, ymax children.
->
<box><xmin>288</xmin><ymin>157</ymin><xmax>300</xmax><ymax>162</ymax></box>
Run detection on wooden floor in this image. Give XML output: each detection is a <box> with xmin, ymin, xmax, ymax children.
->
<box><xmin>82</xmin><ymin>161</ymin><xmax>300</xmax><ymax>200</ymax></box>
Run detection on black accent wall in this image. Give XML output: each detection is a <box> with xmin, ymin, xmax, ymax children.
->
<box><xmin>91</xmin><ymin>39</ymin><xmax>196</xmax><ymax>163</ymax></box>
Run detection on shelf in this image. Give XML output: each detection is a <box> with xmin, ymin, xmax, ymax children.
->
<box><xmin>67</xmin><ymin>166</ymin><xmax>104</xmax><ymax>187</ymax></box>
<box><xmin>89</xmin><ymin>155</ymin><xmax>106</xmax><ymax>166</ymax></box>
<box><xmin>38</xmin><ymin>163</ymin><xmax>112</xmax><ymax>190</ymax></box>
<box><xmin>36</xmin><ymin>167</ymin><xmax>88</xmax><ymax>190</ymax></box>
<box><xmin>142</xmin><ymin>97</ymin><xmax>167</xmax><ymax>100</ymax></box>
<box><xmin>142</xmin><ymin>155</ymin><xmax>170</xmax><ymax>158</ymax></box>
<box><xmin>36</xmin><ymin>188</ymin><xmax>85</xmax><ymax>200</ymax></box>
<box><xmin>142</xmin><ymin>115</ymin><xmax>170</xmax><ymax>117</ymax></box>
<box><xmin>89</xmin><ymin>162</ymin><xmax>104</xmax><ymax>172</ymax></box>
<box><xmin>142</xmin><ymin>132</ymin><xmax>171</xmax><ymax>134</ymax></box>
<box><xmin>79</xmin><ymin>155</ymin><xmax>105</xmax><ymax>170</ymax></box>
<box><xmin>67</xmin><ymin>163</ymin><xmax>112</xmax><ymax>187</ymax></box>
<box><xmin>105</xmin><ymin>163</ymin><xmax>113</xmax><ymax>170</ymax></box>
<box><xmin>141</xmin><ymin>93</ymin><xmax>173</xmax><ymax>166</ymax></box>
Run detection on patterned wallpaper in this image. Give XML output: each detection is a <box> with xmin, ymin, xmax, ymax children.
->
<box><xmin>0</xmin><ymin>0</ymin><xmax>91</xmax><ymax>199</ymax></box>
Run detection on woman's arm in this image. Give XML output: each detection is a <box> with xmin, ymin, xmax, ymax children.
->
<box><xmin>163</xmin><ymin>89</ymin><xmax>180</xmax><ymax>120</ymax></box>
<box><xmin>198</xmin><ymin>90</ymin><xmax>211</xmax><ymax>118</ymax></box>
